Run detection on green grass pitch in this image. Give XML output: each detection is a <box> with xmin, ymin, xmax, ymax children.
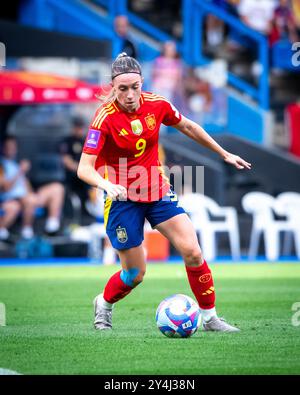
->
<box><xmin>0</xmin><ymin>262</ymin><xmax>300</xmax><ymax>375</ymax></box>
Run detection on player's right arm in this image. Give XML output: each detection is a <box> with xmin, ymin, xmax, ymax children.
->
<box><xmin>77</xmin><ymin>107</ymin><xmax>127</xmax><ymax>200</ymax></box>
<box><xmin>77</xmin><ymin>153</ymin><xmax>127</xmax><ymax>200</ymax></box>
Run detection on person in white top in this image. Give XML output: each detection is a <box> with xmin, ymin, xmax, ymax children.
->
<box><xmin>0</xmin><ymin>137</ymin><xmax>36</xmax><ymax>240</ymax></box>
<box><xmin>238</xmin><ymin>0</ymin><xmax>277</xmax><ymax>34</ymax></box>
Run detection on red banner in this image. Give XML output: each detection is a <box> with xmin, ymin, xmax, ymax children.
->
<box><xmin>0</xmin><ymin>71</ymin><xmax>106</xmax><ymax>104</ymax></box>
<box><xmin>285</xmin><ymin>103</ymin><xmax>300</xmax><ymax>158</ymax></box>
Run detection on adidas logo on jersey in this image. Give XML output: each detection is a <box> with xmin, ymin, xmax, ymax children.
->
<box><xmin>119</xmin><ymin>128</ymin><xmax>129</xmax><ymax>136</ymax></box>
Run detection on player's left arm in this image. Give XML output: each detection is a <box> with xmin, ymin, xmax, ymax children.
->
<box><xmin>173</xmin><ymin>115</ymin><xmax>252</xmax><ymax>170</ymax></box>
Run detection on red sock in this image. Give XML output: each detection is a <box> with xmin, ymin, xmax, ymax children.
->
<box><xmin>185</xmin><ymin>260</ymin><xmax>215</xmax><ymax>309</ymax></box>
<box><xmin>103</xmin><ymin>271</ymin><xmax>133</xmax><ymax>304</ymax></box>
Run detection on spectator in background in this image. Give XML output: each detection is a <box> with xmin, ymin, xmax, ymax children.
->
<box><xmin>238</xmin><ymin>0</ymin><xmax>276</xmax><ymax>35</ymax></box>
<box><xmin>59</xmin><ymin>115</ymin><xmax>90</xmax><ymax>209</ymax></box>
<box><xmin>29</xmin><ymin>183</ymin><xmax>64</xmax><ymax>235</ymax></box>
<box><xmin>270</xmin><ymin>0</ymin><xmax>298</xmax><ymax>45</ymax></box>
<box><xmin>204</xmin><ymin>1</ymin><xmax>245</xmax><ymax>54</ymax></box>
<box><xmin>225</xmin><ymin>0</ymin><xmax>241</xmax><ymax>15</ymax></box>
<box><xmin>183</xmin><ymin>67</ymin><xmax>213</xmax><ymax>124</ymax></box>
<box><xmin>205</xmin><ymin>1</ymin><xmax>227</xmax><ymax>50</ymax></box>
<box><xmin>20</xmin><ymin>140</ymin><xmax>65</xmax><ymax>236</ymax></box>
<box><xmin>237</xmin><ymin>0</ymin><xmax>277</xmax><ymax>78</ymax></box>
<box><xmin>114</xmin><ymin>15</ymin><xmax>138</xmax><ymax>59</ymax></box>
<box><xmin>204</xmin><ymin>1</ymin><xmax>241</xmax><ymax>52</ymax></box>
<box><xmin>292</xmin><ymin>0</ymin><xmax>300</xmax><ymax>32</ymax></box>
<box><xmin>0</xmin><ymin>136</ymin><xmax>36</xmax><ymax>240</ymax></box>
<box><xmin>205</xmin><ymin>13</ymin><xmax>225</xmax><ymax>49</ymax></box>
<box><xmin>151</xmin><ymin>41</ymin><xmax>185</xmax><ymax>106</ymax></box>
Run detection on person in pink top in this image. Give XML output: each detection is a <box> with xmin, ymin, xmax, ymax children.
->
<box><xmin>151</xmin><ymin>41</ymin><xmax>184</xmax><ymax>105</ymax></box>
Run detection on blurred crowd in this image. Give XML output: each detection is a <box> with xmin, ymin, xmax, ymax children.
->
<box><xmin>205</xmin><ymin>0</ymin><xmax>299</xmax><ymax>49</ymax></box>
<box><xmin>130</xmin><ymin>0</ymin><xmax>300</xmax><ymax>46</ymax></box>
<box><xmin>0</xmin><ymin>116</ymin><xmax>100</xmax><ymax>242</ymax></box>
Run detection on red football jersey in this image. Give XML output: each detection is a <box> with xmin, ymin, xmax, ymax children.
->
<box><xmin>83</xmin><ymin>92</ymin><xmax>182</xmax><ymax>202</ymax></box>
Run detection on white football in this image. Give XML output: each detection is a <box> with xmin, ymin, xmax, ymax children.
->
<box><xmin>156</xmin><ymin>294</ymin><xmax>201</xmax><ymax>338</ymax></box>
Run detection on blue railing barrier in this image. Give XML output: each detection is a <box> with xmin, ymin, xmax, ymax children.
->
<box><xmin>92</xmin><ymin>0</ymin><xmax>127</xmax><ymax>17</ymax></box>
<box><xmin>227</xmin><ymin>93</ymin><xmax>265</xmax><ymax>144</ymax></box>
<box><xmin>183</xmin><ymin>0</ymin><xmax>269</xmax><ymax>110</ymax></box>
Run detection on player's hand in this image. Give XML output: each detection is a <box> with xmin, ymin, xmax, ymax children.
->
<box><xmin>102</xmin><ymin>181</ymin><xmax>127</xmax><ymax>200</ymax></box>
<box><xmin>223</xmin><ymin>153</ymin><xmax>251</xmax><ymax>170</ymax></box>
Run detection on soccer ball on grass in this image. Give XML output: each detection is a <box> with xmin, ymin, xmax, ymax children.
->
<box><xmin>156</xmin><ymin>294</ymin><xmax>201</xmax><ymax>338</ymax></box>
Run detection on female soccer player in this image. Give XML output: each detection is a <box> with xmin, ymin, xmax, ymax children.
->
<box><xmin>78</xmin><ymin>53</ymin><xmax>251</xmax><ymax>332</ymax></box>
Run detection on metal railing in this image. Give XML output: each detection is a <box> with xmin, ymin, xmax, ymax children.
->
<box><xmin>183</xmin><ymin>0</ymin><xmax>269</xmax><ymax>110</ymax></box>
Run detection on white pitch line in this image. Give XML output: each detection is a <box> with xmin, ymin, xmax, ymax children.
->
<box><xmin>0</xmin><ymin>368</ymin><xmax>22</xmax><ymax>375</ymax></box>
<box><xmin>0</xmin><ymin>303</ymin><xmax>5</xmax><ymax>326</ymax></box>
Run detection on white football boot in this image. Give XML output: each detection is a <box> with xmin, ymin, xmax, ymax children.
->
<box><xmin>203</xmin><ymin>316</ymin><xmax>240</xmax><ymax>332</ymax></box>
<box><xmin>93</xmin><ymin>293</ymin><xmax>113</xmax><ymax>330</ymax></box>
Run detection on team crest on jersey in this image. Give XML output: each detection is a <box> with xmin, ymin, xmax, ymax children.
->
<box><xmin>116</xmin><ymin>226</ymin><xmax>128</xmax><ymax>243</ymax></box>
<box><xmin>145</xmin><ymin>114</ymin><xmax>156</xmax><ymax>130</ymax></box>
<box><xmin>131</xmin><ymin>119</ymin><xmax>143</xmax><ymax>135</ymax></box>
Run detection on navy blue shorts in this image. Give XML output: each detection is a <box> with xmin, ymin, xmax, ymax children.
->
<box><xmin>104</xmin><ymin>190</ymin><xmax>185</xmax><ymax>250</ymax></box>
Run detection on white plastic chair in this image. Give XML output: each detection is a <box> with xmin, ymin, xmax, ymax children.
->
<box><xmin>70</xmin><ymin>187</ymin><xmax>117</xmax><ymax>264</ymax></box>
<box><xmin>86</xmin><ymin>189</ymin><xmax>117</xmax><ymax>265</ymax></box>
<box><xmin>179</xmin><ymin>193</ymin><xmax>240</xmax><ymax>261</ymax></box>
<box><xmin>275</xmin><ymin>192</ymin><xmax>300</xmax><ymax>258</ymax></box>
<box><xmin>241</xmin><ymin>191</ymin><xmax>300</xmax><ymax>261</ymax></box>
<box><xmin>69</xmin><ymin>222</ymin><xmax>106</xmax><ymax>258</ymax></box>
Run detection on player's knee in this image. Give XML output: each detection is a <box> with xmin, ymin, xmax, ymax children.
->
<box><xmin>184</xmin><ymin>247</ymin><xmax>203</xmax><ymax>267</ymax></box>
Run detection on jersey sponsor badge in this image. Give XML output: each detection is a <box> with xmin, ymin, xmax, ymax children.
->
<box><xmin>116</xmin><ymin>226</ymin><xmax>128</xmax><ymax>243</ymax></box>
<box><xmin>131</xmin><ymin>119</ymin><xmax>143</xmax><ymax>135</ymax></box>
<box><xmin>145</xmin><ymin>114</ymin><xmax>156</xmax><ymax>130</ymax></box>
<box><xmin>85</xmin><ymin>129</ymin><xmax>100</xmax><ymax>148</ymax></box>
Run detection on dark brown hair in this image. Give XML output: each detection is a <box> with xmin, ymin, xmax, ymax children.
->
<box><xmin>111</xmin><ymin>52</ymin><xmax>142</xmax><ymax>80</ymax></box>
<box><xmin>97</xmin><ymin>53</ymin><xmax>142</xmax><ymax>104</ymax></box>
